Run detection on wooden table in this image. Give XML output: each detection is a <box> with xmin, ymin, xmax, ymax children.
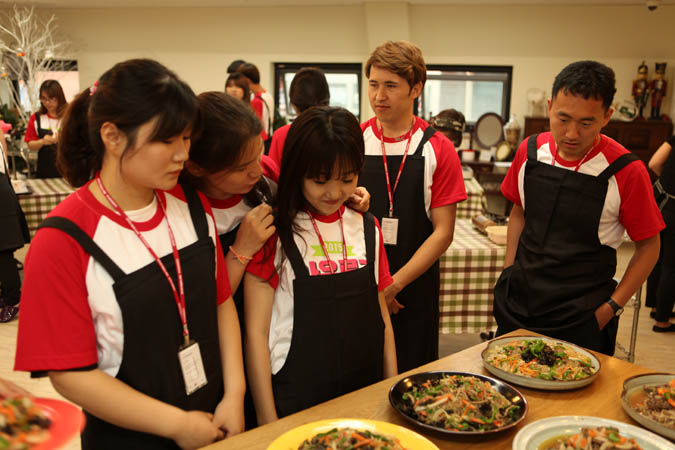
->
<box><xmin>204</xmin><ymin>330</ymin><xmax>655</xmax><ymax>449</ymax></box>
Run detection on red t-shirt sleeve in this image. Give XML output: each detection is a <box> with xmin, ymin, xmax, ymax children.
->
<box><xmin>260</xmin><ymin>155</ymin><xmax>280</xmax><ymax>183</ymax></box>
<box><xmin>429</xmin><ymin>134</ymin><xmax>467</xmax><ymax>208</ymax></box>
<box><xmin>373</xmin><ymin>217</ymin><xmax>393</xmax><ymax>292</ymax></box>
<box><xmin>500</xmin><ymin>138</ymin><xmax>530</xmax><ymax>206</ymax></box>
<box><xmin>617</xmin><ymin>161</ymin><xmax>665</xmax><ymax>241</ymax></box>
<box><xmin>251</xmin><ymin>96</ymin><xmax>268</xmax><ymax>141</ymax></box>
<box><xmin>14</xmin><ymin>228</ymin><xmax>99</xmax><ymax>372</ymax></box>
<box><xmin>24</xmin><ymin>114</ymin><xmax>39</xmax><ymax>142</ymax></box>
<box><xmin>268</xmin><ymin>125</ymin><xmax>289</xmax><ymax>172</ymax></box>
<box><xmin>246</xmin><ymin>234</ymin><xmax>280</xmax><ymax>289</ymax></box>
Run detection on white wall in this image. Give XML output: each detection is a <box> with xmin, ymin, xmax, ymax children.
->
<box><xmin>13</xmin><ymin>3</ymin><xmax>675</xmax><ymax>125</ymax></box>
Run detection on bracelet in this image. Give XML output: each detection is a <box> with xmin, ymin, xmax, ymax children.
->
<box><xmin>229</xmin><ymin>246</ymin><xmax>252</xmax><ymax>266</ymax></box>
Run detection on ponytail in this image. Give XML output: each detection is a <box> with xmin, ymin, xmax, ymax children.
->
<box><xmin>57</xmin><ymin>88</ymin><xmax>103</xmax><ymax>187</ymax></box>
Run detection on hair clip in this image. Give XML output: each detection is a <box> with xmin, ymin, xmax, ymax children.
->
<box><xmin>89</xmin><ymin>80</ymin><xmax>99</xmax><ymax>96</ymax></box>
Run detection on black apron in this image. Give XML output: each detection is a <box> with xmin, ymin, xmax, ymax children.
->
<box><xmin>360</xmin><ymin>126</ymin><xmax>439</xmax><ymax>373</ymax></box>
<box><xmin>272</xmin><ymin>212</ymin><xmax>384</xmax><ymax>418</ymax></box>
<box><xmin>34</xmin><ymin>114</ymin><xmax>61</xmax><ymax>179</ymax></box>
<box><xmin>38</xmin><ymin>186</ymin><xmax>223</xmax><ymax>450</ymax></box>
<box><xmin>0</xmin><ymin>168</ymin><xmax>30</xmax><ymax>252</ymax></box>
<box><xmin>493</xmin><ymin>134</ymin><xmax>639</xmax><ymax>356</ymax></box>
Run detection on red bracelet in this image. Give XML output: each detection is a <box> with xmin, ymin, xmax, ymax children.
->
<box><xmin>229</xmin><ymin>246</ymin><xmax>252</xmax><ymax>266</ymax></box>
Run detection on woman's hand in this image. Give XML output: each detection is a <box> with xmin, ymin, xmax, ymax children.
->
<box><xmin>347</xmin><ymin>186</ymin><xmax>370</xmax><ymax>213</ymax></box>
<box><xmin>232</xmin><ymin>203</ymin><xmax>275</xmax><ymax>258</ymax></box>
<box><xmin>172</xmin><ymin>411</ymin><xmax>224</xmax><ymax>450</ymax></box>
<box><xmin>212</xmin><ymin>393</ymin><xmax>245</xmax><ymax>438</ymax></box>
<box><xmin>383</xmin><ymin>278</ymin><xmax>405</xmax><ymax>314</ymax></box>
<box><xmin>0</xmin><ymin>378</ymin><xmax>32</xmax><ymax>399</ymax></box>
<box><xmin>42</xmin><ymin>134</ymin><xmax>57</xmax><ymax>146</ymax></box>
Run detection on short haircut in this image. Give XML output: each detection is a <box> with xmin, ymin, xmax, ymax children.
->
<box><xmin>289</xmin><ymin>67</ymin><xmax>330</xmax><ymax>113</ymax></box>
<box><xmin>227</xmin><ymin>59</ymin><xmax>246</xmax><ymax>74</ymax></box>
<box><xmin>225</xmin><ymin>72</ymin><xmax>251</xmax><ymax>105</ymax></box>
<box><xmin>38</xmin><ymin>79</ymin><xmax>68</xmax><ymax>116</ymax></box>
<box><xmin>237</xmin><ymin>63</ymin><xmax>261</xmax><ymax>85</ymax></box>
<box><xmin>365</xmin><ymin>41</ymin><xmax>426</xmax><ymax>90</ymax></box>
<box><xmin>431</xmin><ymin>109</ymin><xmax>465</xmax><ymax>147</ymax></box>
<box><xmin>552</xmin><ymin>60</ymin><xmax>616</xmax><ymax>111</ymax></box>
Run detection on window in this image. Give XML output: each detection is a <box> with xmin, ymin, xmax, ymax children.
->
<box><xmin>274</xmin><ymin>63</ymin><xmax>362</xmax><ymax>122</ymax></box>
<box><xmin>419</xmin><ymin>65</ymin><xmax>512</xmax><ymax>124</ymax></box>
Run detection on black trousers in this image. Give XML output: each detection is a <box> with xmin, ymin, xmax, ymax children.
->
<box><xmin>646</xmin><ymin>229</ymin><xmax>675</xmax><ymax>322</ymax></box>
<box><xmin>0</xmin><ymin>250</ymin><xmax>21</xmax><ymax>306</ymax></box>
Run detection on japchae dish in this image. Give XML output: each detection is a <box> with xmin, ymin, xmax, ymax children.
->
<box><xmin>629</xmin><ymin>379</ymin><xmax>675</xmax><ymax>430</ymax></box>
<box><xmin>485</xmin><ymin>339</ymin><xmax>596</xmax><ymax>381</ymax></box>
<box><xmin>399</xmin><ymin>374</ymin><xmax>520</xmax><ymax>432</ymax></box>
<box><xmin>539</xmin><ymin>426</ymin><xmax>643</xmax><ymax>450</ymax></box>
<box><xmin>297</xmin><ymin>428</ymin><xmax>407</xmax><ymax>450</ymax></box>
<box><xmin>0</xmin><ymin>397</ymin><xmax>51</xmax><ymax>449</ymax></box>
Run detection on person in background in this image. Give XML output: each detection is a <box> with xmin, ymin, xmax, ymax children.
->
<box><xmin>646</xmin><ymin>135</ymin><xmax>675</xmax><ymax>332</ymax></box>
<box><xmin>227</xmin><ymin>59</ymin><xmax>246</xmax><ymax>74</ymax></box>
<box><xmin>430</xmin><ymin>109</ymin><xmax>466</xmax><ymax>149</ymax></box>
<box><xmin>15</xmin><ymin>59</ymin><xmax>245</xmax><ymax>449</ymax></box>
<box><xmin>495</xmin><ymin>60</ymin><xmax>664</xmax><ymax>355</ymax></box>
<box><xmin>237</xmin><ymin>63</ymin><xmax>275</xmax><ymax>150</ymax></box>
<box><xmin>0</xmin><ymin>127</ymin><xmax>29</xmax><ymax>322</ymax></box>
<box><xmin>268</xmin><ymin>67</ymin><xmax>330</xmax><ymax>169</ymax></box>
<box><xmin>224</xmin><ymin>73</ymin><xmax>251</xmax><ymax>106</ymax></box>
<box><xmin>244</xmin><ymin>107</ymin><xmax>397</xmax><ymax>424</ymax></box>
<box><xmin>24</xmin><ymin>80</ymin><xmax>68</xmax><ymax>178</ymax></box>
<box><xmin>360</xmin><ymin>41</ymin><xmax>466</xmax><ymax>373</ymax></box>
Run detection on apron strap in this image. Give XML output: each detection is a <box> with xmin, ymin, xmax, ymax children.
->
<box><xmin>181</xmin><ymin>183</ymin><xmax>209</xmax><ymax>240</ymax></box>
<box><xmin>597</xmin><ymin>152</ymin><xmax>639</xmax><ymax>182</ymax></box>
<box><xmin>362</xmin><ymin>212</ymin><xmax>376</xmax><ymax>279</ymax></box>
<box><xmin>654</xmin><ymin>178</ymin><xmax>675</xmax><ymax>210</ymax></box>
<box><xmin>35</xmin><ymin>113</ymin><xmax>42</xmax><ymax>131</ymax></box>
<box><xmin>412</xmin><ymin>126</ymin><xmax>436</xmax><ymax>156</ymax></box>
<box><xmin>37</xmin><ymin>216</ymin><xmax>126</xmax><ymax>281</ymax></box>
<box><xmin>278</xmin><ymin>225</ymin><xmax>310</xmax><ymax>278</ymax></box>
<box><xmin>526</xmin><ymin>133</ymin><xmax>540</xmax><ymax>161</ymax></box>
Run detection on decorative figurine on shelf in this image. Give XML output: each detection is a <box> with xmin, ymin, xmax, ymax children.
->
<box><xmin>650</xmin><ymin>62</ymin><xmax>667</xmax><ymax>120</ymax></box>
<box><xmin>632</xmin><ymin>61</ymin><xmax>649</xmax><ymax>119</ymax></box>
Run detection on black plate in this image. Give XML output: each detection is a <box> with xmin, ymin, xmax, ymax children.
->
<box><xmin>388</xmin><ymin>371</ymin><xmax>528</xmax><ymax>436</ymax></box>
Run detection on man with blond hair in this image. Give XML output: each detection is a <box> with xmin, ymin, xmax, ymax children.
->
<box><xmin>359</xmin><ymin>41</ymin><xmax>466</xmax><ymax>372</ymax></box>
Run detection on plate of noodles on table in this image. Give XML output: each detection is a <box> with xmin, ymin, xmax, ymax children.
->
<box><xmin>0</xmin><ymin>396</ymin><xmax>84</xmax><ymax>449</ymax></box>
<box><xmin>388</xmin><ymin>371</ymin><xmax>527</xmax><ymax>436</ymax></box>
<box><xmin>621</xmin><ymin>373</ymin><xmax>675</xmax><ymax>441</ymax></box>
<box><xmin>481</xmin><ymin>335</ymin><xmax>601</xmax><ymax>390</ymax></box>
<box><xmin>512</xmin><ymin>415</ymin><xmax>674</xmax><ymax>450</ymax></box>
<box><xmin>267</xmin><ymin>418</ymin><xmax>439</xmax><ymax>450</ymax></box>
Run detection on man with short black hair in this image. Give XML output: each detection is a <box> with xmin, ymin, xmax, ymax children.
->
<box><xmin>494</xmin><ymin>60</ymin><xmax>664</xmax><ymax>355</ymax></box>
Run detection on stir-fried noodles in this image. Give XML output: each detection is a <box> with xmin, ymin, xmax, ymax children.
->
<box><xmin>0</xmin><ymin>397</ymin><xmax>51</xmax><ymax>449</ymax></box>
<box><xmin>486</xmin><ymin>339</ymin><xmax>596</xmax><ymax>381</ymax></box>
<box><xmin>540</xmin><ymin>426</ymin><xmax>643</xmax><ymax>450</ymax></box>
<box><xmin>297</xmin><ymin>428</ymin><xmax>407</xmax><ymax>450</ymax></box>
<box><xmin>400</xmin><ymin>374</ymin><xmax>520</xmax><ymax>432</ymax></box>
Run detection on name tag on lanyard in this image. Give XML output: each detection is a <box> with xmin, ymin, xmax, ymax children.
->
<box><xmin>381</xmin><ymin>216</ymin><xmax>399</xmax><ymax>246</ymax></box>
<box><xmin>178</xmin><ymin>341</ymin><xmax>208</xmax><ymax>395</ymax></box>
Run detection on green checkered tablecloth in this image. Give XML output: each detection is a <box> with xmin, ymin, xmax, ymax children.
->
<box><xmin>18</xmin><ymin>178</ymin><xmax>75</xmax><ymax>236</ymax></box>
<box><xmin>440</xmin><ymin>219</ymin><xmax>504</xmax><ymax>334</ymax></box>
<box><xmin>457</xmin><ymin>177</ymin><xmax>487</xmax><ymax>219</ymax></box>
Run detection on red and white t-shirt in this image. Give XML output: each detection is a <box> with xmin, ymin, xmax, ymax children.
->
<box><xmin>15</xmin><ymin>182</ymin><xmax>231</xmax><ymax>376</ymax></box>
<box><xmin>361</xmin><ymin>116</ymin><xmax>467</xmax><ymax>217</ymax></box>
<box><xmin>501</xmin><ymin>132</ymin><xmax>665</xmax><ymax>248</ymax></box>
<box><xmin>24</xmin><ymin>112</ymin><xmax>60</xmax><ymax>142</ymax></box>
<box><xmin>267</xmin><ymin>123</ymin><xmax>290</xmax><ymax>174</ymax></box>
<box><xmin>252</xmin><ymin>91</ymin><xmax>274</xmax><ymax>141</ymax></box>
<box><xmin>245</xmin><ymin>206</ymin><xmax>393</xmax><ymax>374</ymax></box>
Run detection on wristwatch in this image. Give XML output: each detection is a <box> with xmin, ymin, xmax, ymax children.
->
<box><xmin>606</xmin><ymin>298</ymin><xmax>624</xmax><ymax>317</ymax></box>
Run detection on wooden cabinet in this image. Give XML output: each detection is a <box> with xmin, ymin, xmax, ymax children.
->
<box><xmin>523</xmin><ymin>117</ymin><xmax>673</xmax><ymax>167</ymax></box>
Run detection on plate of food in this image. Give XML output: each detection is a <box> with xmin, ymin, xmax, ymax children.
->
<box><xmin>0</xmin><ymin>396</ymin><xmax>84</xmax><ymax>449</ymax></box>
<box><xmin>482</xmin><ymin>335</ymin><xmax>600</xmax><ymax>390</ymax></box>
<box><xmin>267</xmin><ymin>418</ymin><xmax>438</xmax><ymax>450</ymax></box>
<box><xmin>621</xmin><ymin>373</ymin><xmax>675</xmax><ymax>441</ymax></box>
<box><xmin>512</xmin><ymin>415</ymin><xmax>674</xmax><ymax>450</ymax></box>
<box><xmin>388</xmin><ymin>371</ymin><xmax>527</xmax><ymax>436</ymax></box>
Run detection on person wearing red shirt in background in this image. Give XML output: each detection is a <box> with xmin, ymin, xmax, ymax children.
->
<box><xmin>495</xmin><ymin>61</ymin><xmax>664</xmax><ymax>355</ymax></box>
<box><xmin>224</xmin><ymin>72</ymin><xmax>251</xmax><ymax>107</ymax></box>
<box><xmin>237</xmin><ymin>63</ymin><xmax>274</xmax><ymax>152</ymax></box>
<box><xmin>24</xmin><ymin>80</ymin><xmax>68</xmax><ymax>178</ymax></box>
<box><xmin>359</xmin><ymin>41</ymin><xmax>466</xmax><ymax>373</ymax></box>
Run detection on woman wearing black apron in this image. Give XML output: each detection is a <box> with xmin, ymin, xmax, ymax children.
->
<box><xmin>24</xmin><ymin>80</ymin><xmax>67</xmax><ymax>178</ymax></box>
<box><xmin>15</xmin><ymin>59</ymin><xmax>245</xmax><ymax>449</ymax></box>
<box><xmin>244</xmin><ymin>107</ymin><xmax>397</xmax><ymax>425</ymax></box>
<box><xmin>0</xmin><ymin>128</ymin><xmax>29</xmax><ymax>322</ymax></box>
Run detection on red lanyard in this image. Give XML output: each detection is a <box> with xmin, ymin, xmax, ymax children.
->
<box><xmin>551</xmin><ymin>136</ymin><xmax>600</xmax><ymax>172</ymax></box>
<box><xmin>378</xmin><ymin>120</ymin><xmax>415</xmax><ymax>217</ymax></box>
<box><xmin>96</xmin><ymin>177</ymin><xmax>190</xmax><ymax>345</ymax></box>
<box><xmin>308</xmin><ymin>209</ymin><xmax>347</xmax><ymax>275</ymax></box>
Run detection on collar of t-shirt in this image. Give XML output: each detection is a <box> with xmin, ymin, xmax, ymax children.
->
<box><xmin>548</xmin><ymin>134</ymin><xmax>605</xmax><ymax>169</ymax></box>
<box><xmin>207</xmin><ymin>194</ymin><xmax>243</xmax><ymax>210</ymax></box>
<box><xmin>304</xmin><ymin>205</ymin><xmax>346</xmax><ymax>224</ymax></box>
<box><xmin>372</xmin><ymin>116</ymin><xmax>422</xmax><ymax>144</ymax></box>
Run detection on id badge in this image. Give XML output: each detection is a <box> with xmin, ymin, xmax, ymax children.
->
<box><xmin>381</xmin><ymin>216</ymin><xmax>399</xmax><ymax>246</ymax></box>
<box><xmin>178</xmin><ymin>341</ymin><xmax>208</xmax><ymax>395</ymax></box>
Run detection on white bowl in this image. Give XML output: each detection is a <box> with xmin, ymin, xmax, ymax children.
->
<box><xmin>621</xmin><ymin>373</ymin><xmax>675</xmax><ymax>441</ymax></box>
<box><xmin>485</xmin><ymin>225</ymin><xmax>507</xmax><ymax>245</ymax></box>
